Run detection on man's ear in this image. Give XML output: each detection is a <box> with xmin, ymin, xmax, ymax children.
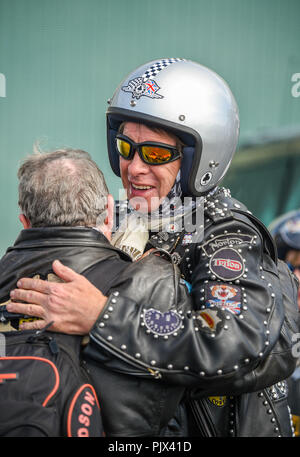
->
<box><xmin>106</xmin><ymin>194</ymin><xmax>115</xmax><ymax>233</ymax></box>
<box><xmin>19</xmin><ymin>214</ymin><xmax>31</xmax><ymax>229</ymax></box>
<box><xmin>97</xmin><ymin>194</ymin><xmax>114</xmax><ymax>241</ymax></box>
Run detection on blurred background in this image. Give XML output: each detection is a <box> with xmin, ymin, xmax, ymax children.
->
<box><xmin>0</xmin><ymin>0</ymin><xmax>299</xmax><ymax>255</ymax></box>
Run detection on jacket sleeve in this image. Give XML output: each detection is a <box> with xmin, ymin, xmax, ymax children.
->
<box><xmin>85</xmin><ymin>201</ymin><xmax>299</xmax><ymax>395</ymax></box>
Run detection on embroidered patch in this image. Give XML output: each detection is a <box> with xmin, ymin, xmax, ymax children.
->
<box><xmin>205</xmin><ymin>282</ymin><xmax>242</xmax><ymax>315</ymax></box>
<box><xmin>209</xmin><ymin>247</ymin><xmax>244</xmax><ymax>281</ymax></box>
<box><xmin>121</xmin><ymin>58</ymin><xmax>185</xmax><ymax>100</ymax></box>
<box><xmin>202</xmin><ymin>233</ymin><xmax>253</xmax><ymax>256</ymax></box>
<box><xmin>208</xmin><ymin>396</ymin><xmax>227</xmax><ymax>407</ymax></box>
<box><xmin>171</xmin><ymin>252</ymin><xmax>182</xmax><ymax>265</ymax></box>
<box><xmin>182</xmin><ymin>233</ymin><xmax>193</xmax><ymax>245</ymax></box>
<box><xmin>66</xmin><ymin>384</ymin><xmax>104</xmax><ymax>437</ymax></box>
<box><xmin>195</xmin><ymin>308</ymin><xmax>223</xmax><ymax>333</ymax></box>
<box><xmin>143</xmin><ymin>308</ymin><xmax>183</xmax><ymax>336</ymax></box>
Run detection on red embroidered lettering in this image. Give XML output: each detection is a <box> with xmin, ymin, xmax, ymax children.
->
<box><xmin>84</xmin><ymin>389</ymin><xmax>96</xmax><ymax>406</ymax></box>
<box><xmin>81</xmin><ymin>402</ymin><xmax>93</xmax><ymax>416</ymax></box>
<box><xmin>213</xmin><ymin>259</ymin><xmax>242</xmax><ymax>271</ymax></box>
<box><xmin>77</xmin><ymin>427</ymin><xmax>89</xmax><ymax>437</ymax></box>
<box><xmin>78</xmin><ymin>414</ymin><xmax>90</xmax><ymax>427</ymax></box>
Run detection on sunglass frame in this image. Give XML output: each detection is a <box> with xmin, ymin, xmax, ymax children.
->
<box><xmin>115</xmin><ymin>134</ymin><xmax>182</xmax><ymax>165</ymax></box>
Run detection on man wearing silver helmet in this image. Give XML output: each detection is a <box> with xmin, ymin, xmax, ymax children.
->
<box><xmin>8</xmin><ymin>59</ymin><xmax>299</xmax><ymax>437</ymax></box>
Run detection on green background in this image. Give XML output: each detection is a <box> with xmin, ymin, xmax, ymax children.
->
<box><xmin>0</xmin><ymin>0</ymin><xmax>300</xmax><ymax>255</ymax></box>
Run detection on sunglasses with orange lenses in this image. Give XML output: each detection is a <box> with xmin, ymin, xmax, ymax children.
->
<box><xmin>115</xmin><ymin>134</ymin><xmax>182</xmax><ymax>165</ymax></box>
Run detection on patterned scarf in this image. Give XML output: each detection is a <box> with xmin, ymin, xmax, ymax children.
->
<box><xmin>111</xmin><ymin>171</ymin><xmax>198</xmax><ymax>260</ymax></box>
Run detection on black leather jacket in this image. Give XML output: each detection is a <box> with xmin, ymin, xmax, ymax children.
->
<box><xmin>1</xmin><ymin>191</ymin><xmax>298</xmax><ymax>437</ymax></box>
<box><xmin>87</xmin><ymin>187</ymin><xmax>299</xmax><ymax>436</ymax></box>
<box><xmin>0</xmin><ymin>227</ymin><xmax>190</xmax><ymax>436</ymax></box>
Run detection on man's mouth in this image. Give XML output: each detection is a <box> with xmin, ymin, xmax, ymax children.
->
<box><xmin>128</xmin><ymin>182</ymin><xmax>159</xmax><ymax>211</ymax></box>
<box><xmin>131</xmin><ymin>183</ymin><xmax>154</xmax><ymax>191</ymax></box>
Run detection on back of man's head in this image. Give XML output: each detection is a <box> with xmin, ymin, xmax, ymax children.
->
<box><xmin>18</xmin><ymin>148</ymin><xmax>109</xmax><ymax>228</ymax></box>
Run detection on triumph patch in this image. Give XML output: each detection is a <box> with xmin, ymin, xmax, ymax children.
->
<box><xmin>209</xmin><ymin>247</ymin><xmax>244</xmax><ymax>281</ymax></box>
<box><xmin>143</xmin><ymin>308</ymin><xmax>183</xmax><ymax>336</ymax></box>
<box><xmin>206</xmin><ymin>283</ymin><xmax>242</xmax><ymax>315</ymax></box>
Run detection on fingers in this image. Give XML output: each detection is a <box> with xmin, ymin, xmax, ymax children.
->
<box><xmin>6</xmin><ymin>301</ymin><xmax>45</xmax><ymax>319</ymax></box>
<box><xmin>19</xmin><ymin>319</ymin><xmax>48</xmax><ymax>331</ymax></box>
<box><xmin>15</xmin><ymin>276</ymin><xmax>51</xmax><ymax>294</ymax></box>
<box><xmin>12</xmin><ymin>261</ymin><xmax>79</xmax><ymax>295</ymax></box>
<box><xmin>52</xmin><ymin>260</ymin><xmax>80</xmax><ymax>282</ymax></box>
<box><xmin>10</xmin><ymin>288</ymin><xmax>48</xmax><ymax>306</ymax></box>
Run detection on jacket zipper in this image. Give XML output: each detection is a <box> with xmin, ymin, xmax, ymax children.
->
<box><xmin>90</xmin><ymin>332</ymin><xmax>186</xmax><ymax>380</ymax></box>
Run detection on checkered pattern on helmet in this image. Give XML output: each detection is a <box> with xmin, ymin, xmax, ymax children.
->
<box><xmin>142</xmin><ymin>58</ymin><xmax>186</xmax><ymax>81</ymax></box>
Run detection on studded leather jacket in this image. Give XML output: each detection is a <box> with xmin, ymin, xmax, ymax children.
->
<box><xmin>0</xmin><ymin>227</ymin><xmax>192</xmax><ymax>436</ymax></box>
<box><xmin>87</xmin><ymin>187</ymin><xmax>300</xmax><ymax>437</ymax></box>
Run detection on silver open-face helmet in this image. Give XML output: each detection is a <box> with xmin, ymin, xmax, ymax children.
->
<box><xmin>106</xmin><ymin>58</ymin><xmax>240</xmax><ymax>196</ymax></box>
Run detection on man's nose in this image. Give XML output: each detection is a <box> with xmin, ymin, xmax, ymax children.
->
<box><xmin>128</xmin><ymin>150</ymin><xmax>149</xmax><ymax>175</ymax></box>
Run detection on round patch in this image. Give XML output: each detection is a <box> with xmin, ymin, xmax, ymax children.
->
<box><xmin>143</xmin><ymin>308</ymin><xmax>183</xmax><ymax>336</ymax></box>
<box><xmin>171</xmin><ymin>252</ymin><xmax>182</xmax><ymax>265</ymax></box>
<box><xmin>209</xmin><ymin>247</ymin><xmax>244</xmax><ymax>281</ymax></box>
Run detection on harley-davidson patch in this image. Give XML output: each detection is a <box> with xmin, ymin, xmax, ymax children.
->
<box><xmin>143</xmin><ymin>308</ymin><xmax>183</xmax><ymax>336</ymax></box>
<box><xmin>209</xmin><ymin>247</ymin><xmax>244</xmax><ymax>281</ymax></box>
<box><xmin>205</xmin><ymin>282</ymin><xmax>242</xmax><ymax>315</ymax></box>
<box><xmin>67</xmin><ymin>384</ymin><xmax>104</xmax><ymax>437</ymax></box>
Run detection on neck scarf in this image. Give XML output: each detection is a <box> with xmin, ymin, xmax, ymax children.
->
<box><xmin>111</xmin><ymin>171</ymin><xmax>199</xmax><ymax>260</ymax></box>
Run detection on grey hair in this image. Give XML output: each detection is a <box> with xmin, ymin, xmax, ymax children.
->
<box><xmin>18</xmin><ymin>147</ymin><xmax>109</xmax><ymax>227</ymax></box>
